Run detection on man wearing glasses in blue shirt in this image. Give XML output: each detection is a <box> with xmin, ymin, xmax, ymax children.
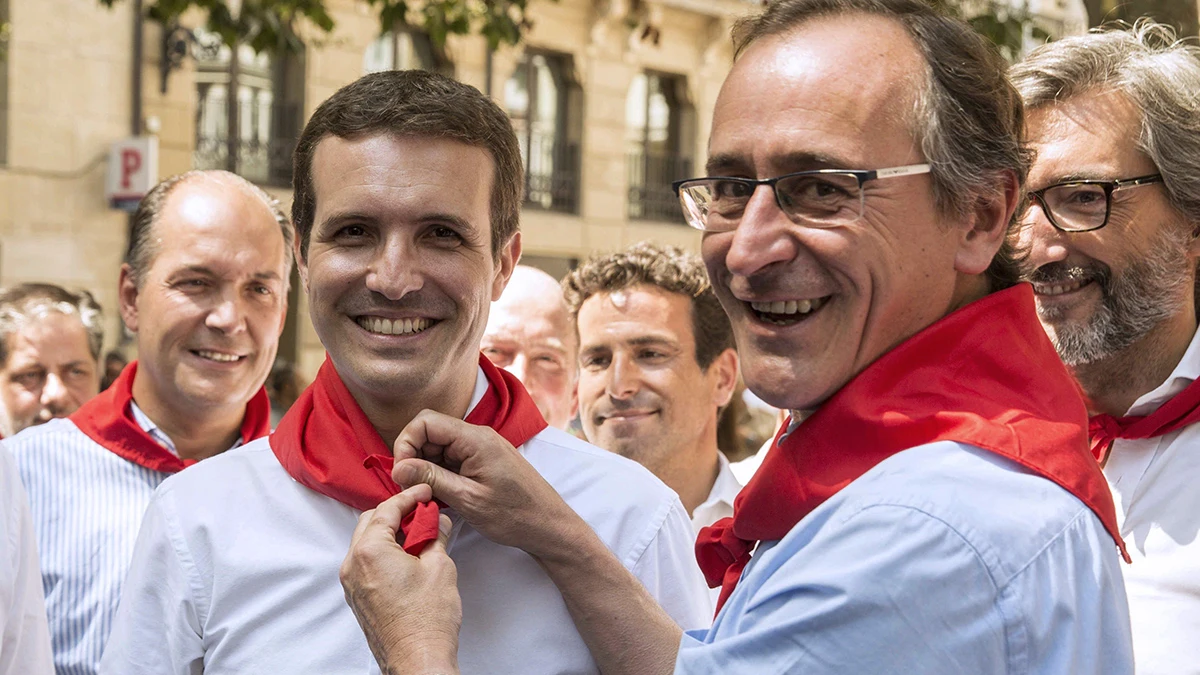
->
<box><xmin>1012</xmin><ymin>23</ymin><xmax>1200</xmax><ymax>675</ymax></box>
<box><xmin>337</xmin><ymin>1</ymin><xmax>1135</xmax><ymax>672</ymax></box>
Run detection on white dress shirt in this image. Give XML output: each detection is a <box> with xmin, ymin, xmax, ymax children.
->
<box><xmin>101</xmin><ymin>367</ymin><xmax>712</xmax><ymax>674</ymax></box>
<box><xmin>690</xmin><ymin>453</ymin><xmax>742</xmax><ymax>535</ymax></box>
<box><xmin>1104</xmin><ymin>326</ymin><xmax>1200</xmax><ymax>675</ymax></box>
<box><xmin>0</xmin><ymin>443</ymin><xmax>53</xmax><ymax>674</ymax></box>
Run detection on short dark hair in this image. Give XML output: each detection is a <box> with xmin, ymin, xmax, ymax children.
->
<box><xmin>732</xmin><ymin>0</ymin><xmax>1031</xmax><ymax>290</ymax></box>
<box><xmin>291</xmin><ymin>70</ymin><xmax>524</xmax><ymax>260</ymax></box>
<box><xmin>0</xmin><ymin>283</ymin><xmax>104</xmax><ymax>367</ymax></box>
<box><xmin>127</xmin><ymin>170</ymin><xmax>295</xmax><ymax>287</ymax></box>
<box><xmin>562</xmin><ymin>242</ymin><xmax>735</xmax><ymax>370</ymax></box>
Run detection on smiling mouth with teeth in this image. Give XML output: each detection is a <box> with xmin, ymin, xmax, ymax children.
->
<box><xmin>748</xmin><ymin>297</ymin><xmax>830</xmax><ymax>325</ymax></box>
<box><xmin>1032</xmin><ymin>279</ymin><xmax>1092</xmax><ymax>297</ymax></box>
<box><xmin>194</xmin><ymin>350</ymin><xmax>243</xmax><ymax>363</ymax></box>
<box><xmin>356</xmin><ymin>316</ymin><xmax>435</xmax><ymax>336</ymax></box>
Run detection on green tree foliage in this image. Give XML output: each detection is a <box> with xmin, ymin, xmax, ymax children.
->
<box><xmin>1082</xmin><ymin>0</ymin><xmax>1197</xmax><ymax>36</ymax></box>
<box><xmin>98</xmin><ymin>0</ymin><xmax>553</xmax><ymax>53</ymax></box>
<box><xmin>928</xmin><ymin>0</ymin><xmax>1050</xmax><ymax>61</ymax></box>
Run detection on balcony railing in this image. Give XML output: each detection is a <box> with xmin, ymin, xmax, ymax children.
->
<box><xmin>628</xmin><ymin>151</ymin><xmax>692</xmax><ymax>223</ymax></box>
<box><xmin>524</xmin><ymin>136</ymin><xmax>580</xmax><ymax>214</ymax></box>
<box><xmin>194</xmin><ymin>102</ymin><xmax>301</xmax><ymax>187</ymax></box>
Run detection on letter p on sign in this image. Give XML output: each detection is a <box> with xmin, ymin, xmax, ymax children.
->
<box><xmin>106</xmin><ymin>137</ymin><xmax>159</xmax><ymax>212</ymax></box>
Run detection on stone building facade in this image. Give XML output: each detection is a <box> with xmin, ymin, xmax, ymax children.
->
<box><xmin>0</xmin><ymin>0</ymin><xmax>1088</xmax><ymax>378</ymax></box>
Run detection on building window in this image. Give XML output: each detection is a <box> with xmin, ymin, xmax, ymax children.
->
<box><xmin>626</xmin><ymin>71</ymin><xmax>694</xmax><ymax>222</ymax></box>
<box><xmin>193</xmin><ymin>28</ymin><xmax>305</xmax><ymax>187</ymax></box>
<box><xmin>505</xmin><ymin>51</ymin><xmax>582</xmax><ymax>214</ymax></box>
<box><xmin>363</xmin><ymin>28</ymin><xmax>450</xmax><ymax>75</ymax></box>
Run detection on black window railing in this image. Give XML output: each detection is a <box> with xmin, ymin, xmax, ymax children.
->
<box><xmin>194</xmin><ymin>101</ymin><xmax>301</xmax><ymax>187</ymax></box>
<box><xmin>524</xmin><ymin>136</ymin><xmax>580</xmax><ymax>214</ymax></box>
<box><xmin>628</xmin><ymin>150</ymin><xmax>692</xmax><ymax>223</ymax></box>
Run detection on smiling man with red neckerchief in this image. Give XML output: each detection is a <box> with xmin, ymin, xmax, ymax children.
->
<box><xmin>100</xmin><ymin>70</ymin><xmax>710</xmax><ymax>675</ymax></box>
<box><xmin>1012</xmin><ymin>23</ymin><xmax>1200</xmax><ymax>675</ymax></box>
<box><xmin>7</xmin><ymin>170</ymin><xmax>291</xmax><ymax>675</ymax></box>
<box><xmin>337</xmin><ymin>1</ymin><xmax>1135</xmax><ymax>674</ymax></box>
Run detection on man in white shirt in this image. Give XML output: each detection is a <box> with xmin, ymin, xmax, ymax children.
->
<box><xmin>100</xmin><ymin>70</ymin><xmax>709</xmax><ymax>675</ymax></box>
<box><xmin>564</xmin><ymin>242</ymin><xmax>741</xmax><ymax>534</ymax></box>
<box><xmin>482</xmin><ymin>265</ymin><xmax>577</xmax><ymax>430</ymax></box>
<box><xmin>0</xmin><ymin>284</ymin><xmax>103</xmax><ymax>439</ymax></box>
<box><xmin>1012</xmin><ymin>23</ymin><xmax>1200</xmax><ymax>674</ymax></box>
<box><xmin>8</xmin><ymin>170</ymin><xmax>292</xmax><ymax>675</ymax></box>
<box><xmin>0</xmin><ymin>444</ymin><xmax>53</xmax><ymax>674</ymax></box>
<box><xmin>338</xmin><ymin>1</ymin><xmax>1134</xmax><ymax>673</ymax></box>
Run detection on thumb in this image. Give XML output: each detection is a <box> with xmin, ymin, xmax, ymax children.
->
<box><xmin>423</xmin><ymin>513</ymin><xmax>454</xmax><ymax>557</ymax></box>
<box><xmin>394</xmin><ymin>458</ymin><xmax>474</xmax><ymax>507</ymax></box>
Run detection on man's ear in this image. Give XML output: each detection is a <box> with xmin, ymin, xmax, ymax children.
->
<box><xmin>709</xmin><ymin>348</ymin><xmax>739</xmax><ymax>409</ymax></box>
<box><xmin>493</xmin><ymin>232</ymin><xmax>522</xmax><ymax>302</ymax></box>
<box><xmin>118</xmin><ymin>264</ymin><xmax>140</xmax><ymax>334</ymax></box>
<box><xmin>1186</xmin><ymin>220</ymin><xmax>1200</xmax><ymax>259</ymax></box>
<box><xmin>955</xmin><ymin>169</ymin><xmax>1020</xmax><ymax>276</ymax></box>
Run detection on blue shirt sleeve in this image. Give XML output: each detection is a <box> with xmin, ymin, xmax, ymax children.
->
<box><xmin>675</xmin><ymin>503</ymin><xmax>1007</xmax><ymax>674</ymax></box>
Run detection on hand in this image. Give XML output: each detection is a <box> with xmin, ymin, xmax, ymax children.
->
<box><xmin>340</xmin><ymin>484</ymin><xmax>461</xmax><ymax>675</ymax></box>
<box><xmin>391</xmin><ymin>410</ymin><xmax>586</xmax><ymax>561</ymax></box>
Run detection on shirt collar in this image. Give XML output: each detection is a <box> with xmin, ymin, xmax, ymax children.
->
<box><xmin>1126</xmin><ymin>325</ymin><xmax>1200</xmax><ymax>416</ymax></box>
<box><xmin>697</xmin><ymin>453</ymin><xmax>742</xmax><ymax>514</ymax></box>
<box><xmin>128</xmin><ymin>400</ymin><xmax>249</xmax><ymax>457</ymax></box>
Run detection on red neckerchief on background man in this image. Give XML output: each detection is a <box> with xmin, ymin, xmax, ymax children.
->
<box><xmin>1088</xmin><ymin>377</ymin><xmax>1200</xmax><ymax>464</ymax></box>
<box><xmin>270</xmin><ymin>354</ymin><xmax>547</xmax><ymax>555</ymax></box>
<box><xmin>70</xmin><ymin>361</ymin><xmax>271</xmax><ymax>474</ymax></box>
<box><xmin>695</xmin><ymin>284</ymin><xmax>1128</xmax><ymax>614</ymax></box>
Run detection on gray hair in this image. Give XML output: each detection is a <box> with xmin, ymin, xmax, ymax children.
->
<box><xmin>1010</xmin><ymin>20</ymin><xmax>1200</xmax><ymax>230</ymax></box>
<box><xmin>732</xmin><ymin>0</ymin><xmax>1031</xmax><ymax>290</ymax></box>
<box><xmin>126</xmin><ymin>170</ymin><xmax>295</xmax><ymax>287</ymax></box>
<box><xmin>0</xmin><ymin>283</ymin><xmax>104</xmax><ymax>367</ymax></box>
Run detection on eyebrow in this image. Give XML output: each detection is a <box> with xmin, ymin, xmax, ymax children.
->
<box><xmin>172</xmin><ymin>266</ymin><xmax>282</xmax><ymax>282</ymax></box>
<box><xmin>705</xmin><ymin>150</ymin><xmax>856</xmax><ymax>176</ymax></box>
<box><xmin>319</xmin><ymin>210</ymin><xmax>477</xmax><ymax>233</ymax></box>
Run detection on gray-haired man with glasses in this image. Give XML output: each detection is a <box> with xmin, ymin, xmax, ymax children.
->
<box><xmin>337</xmin><ymin>1</ymin><xmax>1133</xmax><ymax>673</ymax></box>
<box><xmin>1013</xmin><ymin>22</ymin><xmax>1200</xmax><ymax>675</ymax></box>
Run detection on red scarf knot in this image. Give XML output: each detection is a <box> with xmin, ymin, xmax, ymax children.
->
<box><xmin>271</xmin><ymin>354</ymin><xmax>547</xmax><ymax>555</ymax></box>
<box><xmin>69</xmin><ymin>361</ymin><xmax>271</xmax><ymax>474</ymax></box>
<box><xmin>695</xmin><ymin>285</ymin><xmax>1128</xmax><ymax>616</ymax></box>
<box><xmin>1086</xmin><ymin>375</ymin><xmax>1200</xmax><ymax>467</ymax></box>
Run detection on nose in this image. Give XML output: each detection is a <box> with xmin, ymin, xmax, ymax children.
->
<box><xmin>205</xmin><ymin>291</ymin><xmax>248</xmax><ymax>335</ymax></box>
<box><xmin>723</xmin><ymin>185</ymin><xmax>800</xmax><ymax>279</ymax></box>
<box><xmin>40</xmin><ymin>373</ymin><xmax>69</xmax><ymax>414</ymax></box>
<box><xmin>605</xmin><ymin>353</ymin><xmax>641</xmax><ymax>401</ymax></box>
<box><xmin>503</xmin><ymin>353</ymin><xmax>529</xmax><ymax>385</ymax></box>
<box><xmin>1020</xmin><ymin>197</ymin><xmax>1071</xmax><ymax>269</ymax></box>
<box><xmin>365</xmin><ymin>236</ymin><xmax>423</xmax><ymax>301</ymax></box>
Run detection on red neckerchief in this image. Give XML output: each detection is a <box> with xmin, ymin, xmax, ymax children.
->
<box><xmin>696</xmin><ymin>284</ymin><xmax>1127</xmax><ymax>614</ymax></box>
<box><xmin>270</xmin><ymin>354</ymin><xmax>547</xmax><ymax>554</ymax></box>
<box><xmin>69</xmin><ymin>361</ymin><xmax>271</xmax><ymax>474</ymax></box>
<box><xmin>1088</xmin><ymin>376</ymin><xmax>1200</xmax><ymax>464</ymax></box>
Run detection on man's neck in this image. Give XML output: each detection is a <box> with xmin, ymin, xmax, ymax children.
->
<box><xmin>130</xmin><ymin>374</ymin><xmax>245</xmax><ymax>462</ymax></box>
<box><xmin>1075</xmin><ymin>312</ymin><xmax>1198</xmax><ymax>417</ymax></box>
<box><xmin>652</xmin><ymin>439</ymin><xmax>721</xmax><ymax>517</ymax></box>
<box><xmin>350</xmin><ymin>367</ymin><xmax>479</xmax><ymax>449</ymax></box>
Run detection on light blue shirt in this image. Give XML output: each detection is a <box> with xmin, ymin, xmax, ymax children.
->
<box><xmin>8</xmin><ymin>406</ymin><xmax>242</xmax><ymax>675</ymax></box>
<box><xmin>678</xmin><ymin>441</ymin><xmax>1134</xmax><ymax>674</ymax></box>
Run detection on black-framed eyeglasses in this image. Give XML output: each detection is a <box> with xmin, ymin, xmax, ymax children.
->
<box><xmin>1024</xmin><ymin>174</ymin><xmax>1164</xmax><ymax>233</ymax></box>
<box><xmin>671</xmin><ymin>163</ymin><xmax>931</xmax><ymax>232</ymax></box>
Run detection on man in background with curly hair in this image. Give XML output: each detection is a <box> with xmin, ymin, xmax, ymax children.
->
<box><xmin>564</xmin><ymin>242</ymin><xmax>740</xmax><ymax>537</ymax></box>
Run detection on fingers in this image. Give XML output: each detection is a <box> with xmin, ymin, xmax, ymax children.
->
<box><xmin>392</xmin><ymin>458</ymin><xmax>474</xmax><ymax>507</ymax></box>
<box><xmin>351</xmin><ymin>484</ymin><xmax>434</xmax><ymax>546</ymax></box>
<box><xmin>422</xmin><ymin>514</ymin><xmax>454</xmax><ymax>558</ymax></box>
<box><xmin>393</xmin><ymin>410</ymin><xmax>511</xmax><ymax>468</ymax></box>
